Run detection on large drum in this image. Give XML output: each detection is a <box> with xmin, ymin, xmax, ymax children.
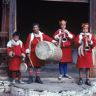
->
<box><xmin>35</xmin><ymin>41</ymin><xmax>62</xmax><ymax>61</ymax></box>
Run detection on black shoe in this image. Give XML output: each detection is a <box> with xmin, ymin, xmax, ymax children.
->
<box><xmin>35</xmin><ymin>76</ymin><xmax>43</xmax><ymax>84</ymax></box>
<box><xmin>85</xmin><ymin>79</ymin><xmax>91</xmax><ymax>86</ymax></box>
<box><xmin>78</xmin><ymin>78</ymin><xmax>83</xmax><ymax>85</ymax></box>
<box><xmin>8</xmin><ymin>78</ymin><xmax>14</xmax><ymax>82</ymax></box>
<box><xmin>27</xmin><ymin>76</ymin><xmax>33</xmax><ymax>84</ymax></box>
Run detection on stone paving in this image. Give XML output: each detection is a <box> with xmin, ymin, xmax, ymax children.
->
<box><xmin>0</xmin><ymin>78</ymin><xmax>96</xmax><ymax>96</ymax></box>
<box><xmin>0</xmin><ymin>63</ymin><xmax>96</xmax><ymax>96</ymax></box>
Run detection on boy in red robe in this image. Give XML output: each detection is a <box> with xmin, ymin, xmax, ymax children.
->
<box><xmin>75</xmin><ymin>23</ymin><xmax>96</xmax><ymax>86</ymax></box>
<box><xmin>26</xmin><ymin>23</ymin><xmax>56</xmax><ymax>84</ymax></box>
<box><xmin>53</xmin><ymin>20</ymin><xmax>75</xmax><ymax>80</ymax></box>
<box><xmin>7</xmin><ymin>32</ymin><xmax>25</xmax><ymax>84</ymax></box>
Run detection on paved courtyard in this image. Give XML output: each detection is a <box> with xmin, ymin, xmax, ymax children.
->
<box><xmin>0</xmin><ymin>63</ymin><xmax>96</xmax><ymax>96</ymax></box>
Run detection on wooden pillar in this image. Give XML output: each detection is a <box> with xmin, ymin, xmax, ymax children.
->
<box><xmin>0</xmin><ymin>0</ymin><xmax>10</xmax><ymax>68</ymax></box>
<box><xmin>9</xmin><ymin>0</ymin><xmax>17</xmax><ymax>39</ymax></box>
<box><xmin>0</xmin><ymin>0</ymin><xmax>17</xmax><ymax>67</ymax></box>
<box><xmin>1</xmin><ymin>0</ymin><xmax>9</xmax><ymax>47</ymax></box>
<box><xmin>89</xmin><ymin>0</ymin><xmax>96</xmax><ymax>77</ymax></box>
<box><xmin>90</xmin><ymin>0</ymin><xmax>96</xmax><ymax>34</ymax></box>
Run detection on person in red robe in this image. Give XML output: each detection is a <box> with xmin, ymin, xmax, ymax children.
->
<box><xmin>26</xmin><ymin>23</ymin><xmax>56</xmax><ymax>84</ymax></box>
<box><xmin>53</xmin><ymin>20</ymin><xmax>75</xmax><ymax>80</ymax></box>
<box><xmin>75</xmin><ymin>23</ymin><xmax>96</xmax><ymax>86</ymax></box>
<box><xmin>7</xmin><ymin>32</ymin><xmax>25</xmax><ymax>84</ymax></box>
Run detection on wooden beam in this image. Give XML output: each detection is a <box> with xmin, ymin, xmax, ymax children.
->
<box><xmin>0</xmin><ymin>32</ymin><xmax>8</xmax><ymax>37</ymax></box>
<box><xmin>44</xmin><ymin>0</ymin><xmax>88</xmax><ymax>3</ymax></box>
<box><xmin>0</xmin><ymin>48</ymin><xmax>6</xmax><ymax>53</ymax></box>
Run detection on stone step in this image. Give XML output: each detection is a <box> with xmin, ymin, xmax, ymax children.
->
<box><xmin>11</xmin><ymin>78</ymin><xmax>96</xmax><ymax>96</ymax></box>
<box><xmin>0</xmin><ymin>78</ymin><xmax>96</xmax><ymax>96</ymax></box>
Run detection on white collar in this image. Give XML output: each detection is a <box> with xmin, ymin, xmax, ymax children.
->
<box><xmin>80</xmin><ymin>32</ymin><xmax>91</xmax><ymax>35</ymax></box>
<box><xmin>11</xmin><ymin>39</ymin><xmax>20</xmax><ymax>46</ymax></box>
<box><xmin>7</xmin><ymin>39</ymin><xmax>22</xmax><ymax>47</ymax></box>
<box><xmin>33</xmin><ymin>31</ymin><xmax>42</xmax><ymax>37</ymax></box>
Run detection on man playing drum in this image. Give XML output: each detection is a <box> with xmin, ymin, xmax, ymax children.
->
<box><xmin>26</xmin><ymin>23</ymin><xmax>56</xmax><ymax>84</ymax></box>
<box><xmin>53</xmin><ymin>19</ymin><xmax>75</xmax><ymax>80</ymax></box>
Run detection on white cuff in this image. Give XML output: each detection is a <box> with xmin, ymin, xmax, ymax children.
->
<box><xmin>26</xmin><ymin>49</ymin><xmax>30</xmax><ymax>54</ymax></box>
<box><xmin>64</xmin><ymin>30</ymin><xmax>73</xmax><ymax>39</ymax></box>
<box><xmin>89</xmin><ymin>41</ymin><xmax>93</xmax><ymax>45</ymax></box>
<box><xmin>52</xmin><ymin>40</ymin><xmax>56</xmax><ymax>43</ymax></box>
<box><xmin>68</xmin><ymin>33</ymin><xmax>73</xmax><ymax>39</ymax></box>
<box><xmin>9</xmin><ymin>51</ymin><xmax>14</xmax><ymax>57</ymax></box>
<box><xmin>64</xmin><ymin>29</ymin><xmax>69</xmax><ymax>33</ymax></box>
<box><xmin>21</xmin><ymin>53</ymin><xmax>26</xmax><ymax>58</ymax></box>
<box><xmin>54</xmin><ymin>35</ymin><xmax>59</xmax><ymax>40</ymax></box>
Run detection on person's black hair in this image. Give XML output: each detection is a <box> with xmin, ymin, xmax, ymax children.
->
<box><xmin>32</xmin><ymin>23</ymin><xmax>39</xmax><ymax>28</ymax></box>
<box><xmin>12</xmin><ymin>32</ymin><xmax>20</xmax><ymax>37</ymax></box>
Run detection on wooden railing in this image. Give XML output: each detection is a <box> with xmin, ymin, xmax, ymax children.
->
<box><xmin>0</xmin><ymin>48</ymin><xmax>6</xmax><ymax>53</ymax></box>
<box><xmin>0</xmin><ymin>32</ymin><xmax>8</xmax><ymax>38</ymax></box>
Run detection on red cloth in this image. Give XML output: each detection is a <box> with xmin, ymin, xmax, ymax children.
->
<box><xmin>53</xmin><ymin>30</ymin><xmax>74</xmax><ymax>63</ymax></box>
<box><xmin>7</xmin><ymin>41</ymin><xmax>25</xmax><ymax>71</ymax></box>
<box><xmin>26</xmin><ymin>33</ymin><xmax>53</xmax><ymax>67</ymax></box>
<box><xmin>75</xmin><ymin>34</ymin><xmax>96</xmax><ymax>68</ymax></box>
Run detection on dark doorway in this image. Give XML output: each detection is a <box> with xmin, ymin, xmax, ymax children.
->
<box><xmin>17</xmin><ymin>0</ymin><xmax>89</xmax><ymax>42</ymax></box>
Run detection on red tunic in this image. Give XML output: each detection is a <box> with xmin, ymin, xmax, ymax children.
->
<box><xmin>75</xmin><ymin>33</ymin><xmax>96</xmax><ymax>68</ymax></box>
<box><xmin>26</xmin><ymin>32</ymin><xmax>53</xmax><ymax>68</ymax></box>
<box><xmin>7</xmin><ymin>40</ymin><xmax>25</xmax><ymax>71</ymax></box>
<box><xmin>53</xmin><ymin>29</ymin><xmax>74</xmax><ymax>63</ymax></box>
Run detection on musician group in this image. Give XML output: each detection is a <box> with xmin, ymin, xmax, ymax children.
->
<box><xmin>6</xmin><ymin>19</ymin><xmax>96</xmax><ymax>86</ymax></box>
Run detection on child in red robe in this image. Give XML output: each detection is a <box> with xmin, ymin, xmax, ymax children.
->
<box><xmin>75</xmin><ymin>23</ymin><xmax>96</xmax><ymax>86</ymax></box>
<box><xmin>7</xmin><ymin>32</ymin><xmax>25</xmax><ymax>84</ymax></box>
<box><xmin>53</xmin><ymin>20</ymin><xmax>75</xmax><ymax>80</ymax></box>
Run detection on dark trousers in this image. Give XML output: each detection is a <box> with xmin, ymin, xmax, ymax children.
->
<box><xmin>8</xmin><ymin>70</ymin><xmax>21</xmax><ymax>79</ymax></box>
